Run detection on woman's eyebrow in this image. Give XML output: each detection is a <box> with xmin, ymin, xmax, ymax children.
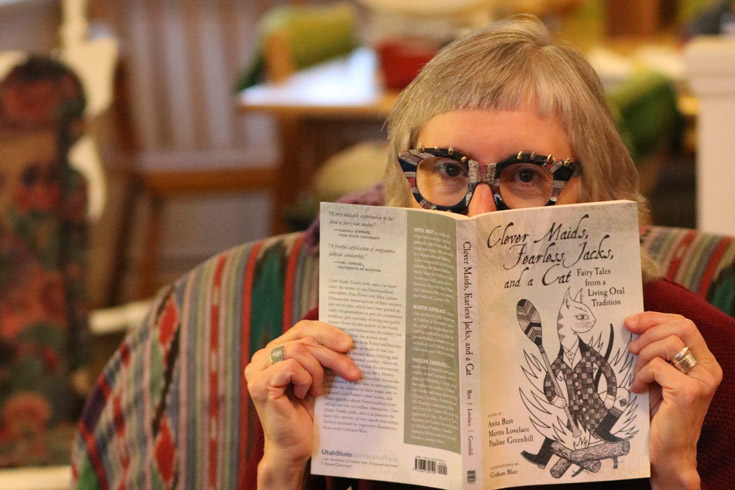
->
<box><xmin>424</xmin><ymin>144</ymin><xmax>477</xmax><ymax>160</ymax></box>
<box><xmin>420</xmin><ymin>145</ymin><xmax>560</xmax><ymax>163</ymax></box>
<box><xmin>444</xmin><ymin>147</ymin><xmax>534</xmax><ymax>164</ymax></box>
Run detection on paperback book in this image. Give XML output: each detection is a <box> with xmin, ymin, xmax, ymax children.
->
<box><xmin>313</xmin><ymin>200</ymin><xmax>650</xmax><ymax>489</ymax></box>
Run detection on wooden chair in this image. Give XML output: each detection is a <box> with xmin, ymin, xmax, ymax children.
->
<box><xmin>100</xmin><ymin>0</ymin><xmax>352</xmax><ymax>301</ymax></box>
<box><xmin>97</xmin><ymin>1</ymin><xmax>283</xmax><ymax>301</ymax></box>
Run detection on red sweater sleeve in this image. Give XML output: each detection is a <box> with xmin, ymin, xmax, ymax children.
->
<box><xmin>643</xmin><ymin>279</ymin><xmax>735</xmax><ymax>490</ymax></box>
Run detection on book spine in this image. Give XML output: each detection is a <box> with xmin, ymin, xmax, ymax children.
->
<box><xmin>457</xmin><ymin>219</ymin><xmax>483</xmax><ymax>489</ymax></box>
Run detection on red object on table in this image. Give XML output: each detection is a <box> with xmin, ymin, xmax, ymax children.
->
<box><xmin>376</xmin><ymin>38</ymin><xmax>438</xmax><ymax>90</ymax></box>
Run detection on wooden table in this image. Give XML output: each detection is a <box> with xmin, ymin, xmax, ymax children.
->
<box><xmin>238</xmin><ymin>47</ymin><xmax>395</xmax><ymax>118</ymax></box>
<box><xmin>238</xmin><ymin>48</ymin><xmax>396</xmax><ymax>234</ymax></box>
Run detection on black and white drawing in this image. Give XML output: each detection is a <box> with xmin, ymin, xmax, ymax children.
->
<box><xmin>516</xmin><ymin>289</ymin><xmax>639</xmax><ymax>478</ymax></box>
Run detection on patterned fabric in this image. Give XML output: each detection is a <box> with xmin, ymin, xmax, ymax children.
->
<box><xmin>71</xmin><ymin>204</ymin><xmax>735</xmax><ymax>488</ymax></box>
<box><xmin>641</xmin><ymin>225</ymin><xmax>735</xmax><ymax>317</ymax></box>
<box><xmin>71</xmin><ymin>232</ymin><xmax>319</xmax><ymax>489</ymax></box>
<box><xmin>0</xmin><ymin>56</ymin><xmax>90</xmax><ymax>467</ymax></box>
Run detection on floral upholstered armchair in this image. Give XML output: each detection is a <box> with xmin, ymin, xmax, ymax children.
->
<box><xmin>0</xmin><ymin>56</ymin><xmax>90</xmax><ymax>468</ymax></box>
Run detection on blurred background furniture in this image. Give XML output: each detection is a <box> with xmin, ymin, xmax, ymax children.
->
<box><xmin>238</xmin><ymin>46</ymin><xmax>389</xmax><ymax>232</ymax></box>
<box><xmin>0</xmin><ymin>54</ymin><xmax>89</xmax><ymax>471</ymax></box>
<box><xmin>0</xmin><ymin>1</ymin><xmax>119</xmax><ymax>486</ymax></box>
<box><xmin>236</xmin><ymin>1</ymin><xmax>358</xmax><ymax>87</ymax></box>
<box><xmin>0</xmin><ymin>465</ymin><xmax>71</xmax><ymax>490</ymax></box>
<box><xmin>237</xmin><ymin>2</ymin><xmax>387</xmax><ymax>235</ymax></box>
<box><xmin>98</xmin><ymin>0</ymin><xmax>283</xmax><ymax>301</ymax></box>
<box><xmin>683</xmin><ymin>36</ymin><xmax>735</xmax><ymax>236</ymax></box>
<box><xmin>130</xmin><ymin>166</ymin><xmax>277</xmax><ymax>298</ymax></box>
<box><xmin>95</xmin><ymin>0</ymin><xmax>369</xmax><ymax>302</ymax></box>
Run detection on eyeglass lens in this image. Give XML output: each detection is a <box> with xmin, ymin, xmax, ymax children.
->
<box><xmin>415</xmin><ymin>156</ymin><xmax>554</xmax><ymax>209</ymax></box>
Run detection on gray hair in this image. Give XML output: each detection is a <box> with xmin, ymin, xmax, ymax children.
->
<box><xmin>383</xmin><ymin>14</ymin><xmax>658</xmax><ymax>279</ymax></box>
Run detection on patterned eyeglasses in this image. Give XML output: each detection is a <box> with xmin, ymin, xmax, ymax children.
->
<box><xmin>398</xmin><ymin>146</ymin><xmax>580</xmax><ymax>213</ymax></box>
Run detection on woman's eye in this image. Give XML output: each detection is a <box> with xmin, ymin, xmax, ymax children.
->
<box><xmin>517</xmin><ymin>168</ymin><xmax>538</xmax><ymax>183</ymax></box>
<box><xmin>508</xmin><ymin>165</ymin><xmax>544</xmax><ymax>184</ymax></box>
<box><xmin>436</xmin><ymin>162</ymin><xmax>465</xmax><ymax>178</ymax></box>
<box><xmin>416</xmin><ymin>157</ymin><xmax>469</xmax><ymax>206</ymax></box>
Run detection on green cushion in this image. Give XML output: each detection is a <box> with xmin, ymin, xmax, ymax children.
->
<box><xmin>235</xmin><ymin>3</ymin><xmax>357</xmax><ymax>91</ymax></box>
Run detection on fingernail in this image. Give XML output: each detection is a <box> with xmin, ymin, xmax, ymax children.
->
<box><xmin>342</xmin><ymin>336</ymin><xmax>354</xmax><ymax>351</ymax></box>
<box><xmin>350</xmin><ymin>366</ymin><xmax>362</xmax><ymax>380</ymax></box>
<box><xmin>625</xmin><ymin>314</ymin><xmax>638</xmax><ymax>329</ymax></box>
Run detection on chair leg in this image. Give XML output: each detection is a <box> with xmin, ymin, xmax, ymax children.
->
<box><xmin>138</xmin><ymin>194</ymin><xmax>164</xmax><ymax>299</ymax></box>
<box><xmin>271</xmin><ymin>116</ymin><xmax>304</xmax><ymax>235</ymax></box>
<box><xmin>103</xmin><ymin>170</ymin><xmax>142</xmax><ymax>306</ymax></box>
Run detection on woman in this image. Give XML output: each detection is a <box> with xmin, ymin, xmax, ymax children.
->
<box><xmin>245</xmin><ymin>16</ymin><xmax>726</xmax><ymax>490</ymax></box>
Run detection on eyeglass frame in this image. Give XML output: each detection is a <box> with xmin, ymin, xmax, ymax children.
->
<box><xmin>398</xmin><ymin>146</ymin><xmax>580</xmax><ymax>213</ymax></box>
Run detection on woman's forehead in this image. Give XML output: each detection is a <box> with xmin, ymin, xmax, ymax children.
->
<box><xmin>416</xmin><ymin>108</ymin><xmax>574</xmax><ymax>162</ymax></box>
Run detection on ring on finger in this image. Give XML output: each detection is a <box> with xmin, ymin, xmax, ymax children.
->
<box><xmin>269</xmin><ymin>345</ymin><xmax>286</xmax><ymax>364</ymax></box>
<box><xmin>671</xmin><ymin>346</ymin><xmax>698</xmax><ymax>374</ymax></box>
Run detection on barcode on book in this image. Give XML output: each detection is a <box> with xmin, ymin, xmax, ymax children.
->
<box><xmin>467</xmin><ymin>470</ymin><xmax>476</xmax><ymax>484</ymax></box>
<box><xmin>414</xmin><ymin>457</ymin><xmax>447</xmax><ymax>475</ymax></box>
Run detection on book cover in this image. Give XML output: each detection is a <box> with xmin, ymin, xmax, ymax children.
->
<box><xmin>313</xmin><ymin>200</ymin><xmax>649</xmax><ymax>489</ymax></box>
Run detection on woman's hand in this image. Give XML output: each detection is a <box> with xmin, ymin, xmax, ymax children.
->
<box><xmin>626</xmin><ymin>312</ymin><xmax>722</xmax><ymax>490</ymax></box>
<box><xmin>244</xmin><ymin>320</ymin><xmax>362</xmax><ymax>489</ymax></box>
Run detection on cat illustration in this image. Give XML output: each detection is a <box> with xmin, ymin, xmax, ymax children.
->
<box><xmin>521</xmin><ymin>289</ymin><xmax>622</xmax><ymax>469</ymax></box>
<box><xmin>556</xmin><ymin>288</ymin><xmax>597</xmax><ymax>366</ymax></box>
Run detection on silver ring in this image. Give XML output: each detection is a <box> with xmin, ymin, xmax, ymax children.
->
<box><xmin>269</xmin><ymin>345</ymin><xmax>285</xmax><ymax>364</ymax></box>
<box><xmin>672</xmin><ymin>346</ymin><xmax>698</xmax><ymax>374</ymax></box>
